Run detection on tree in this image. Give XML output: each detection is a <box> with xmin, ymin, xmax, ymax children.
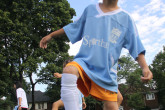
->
<box><xmin>0</xmin><ymin>0</ymin><xmax>75</xmax><ymax>109</ymax></box>
<box><xmin>118</xmin><ymin>54</ymin><xmax>139</xmax><ymax>83</ymax></box>
<box><xmin>85</xmin><ymin>96</ymin><xmax>103</xmax><ymax>110</ymax></box>
<box><xmin>0</xmin><ymin>54</ymin><xmax>15</xmax><ymax>109</ymax></box>
<box><xmin>151</xmin><ymin>46</ymin><xmax>165</xmax><ymax>108</ymax></box>
<box><xmin>39</xmin><ymin>55</ymin><xmax>73</xmax><ymax>102</ymax></box>
<box><xmin>0</xmin><ymin>54</ymin><xmax>10</xmax><ymax>97</ymax></box>
<box><xmin>118</xmin><ymin>54</ymin><xmax>151</xmax><ymax>109</ymax></box>
<box><xmin>45</xmin><ymin>79</ymin><xmax>62</xmax><ymax>102</ymax></box>
<box><xmin>127</xmin><ymin>93</ymin><xmax>145</xmax><ymax>110</ymax></box>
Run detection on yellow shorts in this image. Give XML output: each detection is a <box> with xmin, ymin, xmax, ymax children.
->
<box><xmin>66</xmin><ymin>61</ymin><xmax>117</xmax><ymax>101</ymax></box>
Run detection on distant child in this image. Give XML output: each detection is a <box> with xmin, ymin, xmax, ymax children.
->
<box><xmin>52</xmin><ymin>73</ymin><xmax>86</xmax><ymax>110</ymax></box>
<box><xmin>14</xmin><ymin>81</ymin><xmax>28</xmax><ymax>110</ymax></box>
<box><xmin>52</xmin><ymin>59</ymin><xmax>86</xmax><ymax>110</ymax></box>
<box><xmin>40</xmin><ymin>0</ymin><xmax>153</xmax><ymax>109</ymax></box>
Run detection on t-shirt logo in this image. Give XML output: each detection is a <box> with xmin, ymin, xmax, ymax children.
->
<box><xmin>109</xmin><ymin>28</ymin><xmax>121</xmax><ymax>44</ymax></box>
<box><xmin>83</xmin><ymin>35</ymin><xmax>109</xmax><ymax>48</ymax></box>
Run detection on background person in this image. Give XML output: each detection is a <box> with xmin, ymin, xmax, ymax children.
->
<box><xmin>14</xmin><ymin>81</ymin><xmax>28</xmax><ymax>110</ymax></box>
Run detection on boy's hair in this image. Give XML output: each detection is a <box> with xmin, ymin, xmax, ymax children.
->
<box><xmin>108</xmin><ymin>0</ymin><xmax>118</xmax><ymax>4</ymax></box>
<box><xmin>63</xmin><ymin>59</ymin><xmax>73</xmax><ymax>67</ymax></box>
<box><xmin>14</xmin><ymin>81</ymin><xmax>22</xmax><ymax>89</ymax></box>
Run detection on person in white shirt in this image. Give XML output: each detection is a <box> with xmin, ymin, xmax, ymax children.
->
<box><xmin>14</xmin><ymin>81</ymin><xmax>28</xmax><ymax>110</ymax></box>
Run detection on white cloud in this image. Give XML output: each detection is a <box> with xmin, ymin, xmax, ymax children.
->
<box><xmin>129</xmin><ymin>0</ymin><xmax>165</xmax><ymax>64</ymax></box>
<box><xmin>153</xmin><ymin>16</ymin><xmax>165</xmax><ymax>27</ymax></box>
<box><xmin>131</xmin><ymin>13</ymin><xmax>141</xmax><ymax>21</ymax></box>
<box><xmin>90</xmin><ymin>0</ymin><xmax>95</xmax><ymax>2</ymax></box>
<box><xmin>131</xmin><ymin>0</ymin><xmax>165</xmax><ymax>37</ymax></box>
<box><xmin>158</xmin><ymin>28</ymin><xmax>165</xmax><ymax>34</ymax></box>
<box><xmin>145</xmin><ymin>0</ymin><xmax>161</xmax><ymax>13</ymax></box>
<box><xmin>144</xmin><ymin>41</ymin><xmax>164</xmax><ymax>64</ymax></box>
<box><xmin>98</xmin><ymin>0</ymin><xmax>102</xmax><ymax>3</ymax></box>
<box><xmin>142</xmin><ymin>39</ymin><xmax>151</xmax><ymax>44</ymax></box>
<box><xmin>158</xmin><ymin>34</ymin><xmax>165</xmax><ymax>42</ymax></box>
<box><xmin>136</xmin><ymin>15</ymin><xmax>160</xmax><ymax>37</ymax></box>
<box><xmin>118</xmin><ymin>0</ymin><xmax>126</xmax><ymax>6</ymax></box>
<box><xmin>133</xmin><ymin>0</ymin><xmax>164</xmax><ymax>14</ymax></box>
<box><xmin>68</xmin><ymin>40</ymin><xmax>82</xmax><ymax>56</ymax></box>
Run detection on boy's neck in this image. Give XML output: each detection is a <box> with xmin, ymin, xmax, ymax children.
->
<box><xmin>100</xmin><ymin>0</ymin><xmax>119</xmax><ymax>12</ymax></box>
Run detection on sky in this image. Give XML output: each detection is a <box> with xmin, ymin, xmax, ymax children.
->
<box><xmin>35</xmin><ymin>0</ymin><xmax>165</xmax><ymax>92</ymax></box>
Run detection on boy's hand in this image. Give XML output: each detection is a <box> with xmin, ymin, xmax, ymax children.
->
<box><xmin>137</xmin><ymin>54</ymin><xmax>153</xmax><ymax>83</ymax></box>
<box><xmin>40</xmin><ymin>29</ymin><xmax>65</xmax><ymax>49</ymax></box>
<box><xmin>82</xmin><ymin>102</ymin><xmax>86</xmax><ymax>109</ymax></box>
<box><xmin>18</xmin><ymin>106</ymin><xmax>21</xmax><ymax>110</ymax></box>
<box><xmin>141</xmin><ymin>68</ymin><xmax>153</xmax><ymax>83</ymax></box>
<box><xmin>40</xmin><ymin>35</ymin><xmax>52</xmax><ymax>49</ymax></box>
<box><xmin>54</xmin><ymin>73</ymin><xmax>62</xmax><ymax>78</ymax></box>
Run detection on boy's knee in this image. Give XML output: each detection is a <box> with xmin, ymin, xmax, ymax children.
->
<box><xmin>117</xmin><ymin>97</ymin><xmax>123</xmax><ymax>107</ymax></box>
<box><xmin>118</xmin><ymin>94</ymin><xmax>123</xmax><ymax>105</ymax></box>
<box><xmin>118</xmin><ymin>95</ymin><xmax>123</xmax><ymax>102</ymax></box>
<box><xmin>120</xmin><ymin>95</ymin><xmax>123</xmax><ymax>102</ymax></box>
<box><xmin>62</xmin><ymin>66</ymin><xmax>79</xmax><ymax>77</ymax></box>
<box><xmin>103</xmin><ymin>101</ymin><xmax>118</xmax><ymax>110</ymax></box>
<box><xmin>53</xmin><ymin>102</ymin><xmax>58</xmax><ymax>107</ymax></box>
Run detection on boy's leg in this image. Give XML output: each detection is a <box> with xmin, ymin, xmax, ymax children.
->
<box><xmin>61</xmin><ymin>66</ymin><xmax>80</xmax><ymax>110</ymax></box>
<box><xmin>117</xmin><ymin>90</ymin><xmax>123</xmax><ymax>107</ymax></box>
<box><xmin>52</xmin><ymin>99</ymin><xmax>64</xmax><ymax>110</ymax></box>
<box><xmin>103</xmin><ymin>101</ymin><xmax>118</xmax><ymax>110</ymax></box>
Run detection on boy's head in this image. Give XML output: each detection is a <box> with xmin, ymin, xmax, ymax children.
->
<box><xmin>102</xmin><ymin>0</ymin><xmax>118</xmax><ymax>4</ymax></box>
<box><xmin>63</xmin><ymin>59</ymin><xmax>73</xmax><ymax>67</ymax></box>
<box><xmin>109</xmin><ymin>0</ymin><xmax>118</xmax><ymax>3</ymax></box>
<box><xmin>107</xmin><ymin>0</ymin><xmax>118</xmax><ymax>2</ymax></box>
<box><xmin>14</xmin><ymin>81</ymin><xmax>22</xmax><ymax>89</ymax></box>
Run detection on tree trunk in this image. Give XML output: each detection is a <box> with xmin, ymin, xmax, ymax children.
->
<box><xmin>31</xmin><ymin>84</ymin><xmax>35</xmax><ymax>110</ymax></box>
<box><xmin>29</xmin><ymin>73</ymin><xmax>36</xmax><ymax>110</ymax></box>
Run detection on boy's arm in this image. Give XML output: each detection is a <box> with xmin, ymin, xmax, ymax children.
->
<box><xmin>18</xmin><ymin>97</ymin><xmax>22</xmax><ymax>110</ymax></box>
<box><xmin>137</xmin><ymin>54</ymin><xmax>153</xmax><ymax>82</ymax></box>
<box><xmin>82</xmin><ymin>97</ymin><xmax>86</xmax><ymax>109</ymax></box>
<box><xmin>40</xmin><ymin>28</ymin><xmax>65</xmax><ymax>49</ymax></box>
<box><xmin>82</xmin><ymin>97</ymin><xmax>85</xmax><ymax>102</ymax></box>
<box><xmin>54</xmin><ymin>73</ymin><xmax>62</xmax><ymax>78</ymax></box>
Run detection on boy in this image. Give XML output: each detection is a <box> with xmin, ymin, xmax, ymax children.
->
<box><xmin>53</xmin><ymin>72</ymin><xmax>86</xmax><ymax>110</ymax></box>
<box><xmin>40</xmin><ymin>0</ymin><xmax>153</xmax><ymax>109</ymax></box>
<box><xmin>52</xmin><ymin>59</ymin><xmax>123</xmax><ymax>110</ymax></box>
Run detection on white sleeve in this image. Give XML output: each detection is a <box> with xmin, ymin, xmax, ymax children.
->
<box><xmin>16</xmin><ymin>89</ymin><xmax>22</xmax><ymax>98</ymax></box>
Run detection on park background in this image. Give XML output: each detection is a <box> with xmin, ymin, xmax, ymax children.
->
<box><xmin>0</xmin><ymin>0</ymin><xmax>165</xmax><ymax>110</ymax></box>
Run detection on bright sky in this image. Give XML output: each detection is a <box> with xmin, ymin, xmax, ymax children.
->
<box><xmin>35</xmin><ymin>0</ymin><xmax>165</xmax><ymax>92</ymax></box>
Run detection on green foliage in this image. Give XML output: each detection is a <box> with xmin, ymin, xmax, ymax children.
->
<box><xmin>85</xmin><ymin>96</ymin><xmax>103</xmax><ymax>110</ymax></box>
<box><xmin>42</xmin><ymin>55</ymin><xmax>73</xmax><ymax>102</ymax></box>
<box><xmin>118</xmin><ymin>54</ymin><xmax>139</xmax><ymax>82</ymax></box>
<box><xmin>0</xmin><ymin>0</ymin><xmax>75</xmax><ymax>109</ymax></box>
<box><xmin>140</xmin><ymin>106</ymin><xmax>151</xmax><ymax>110</ymax></box>
<box><xmin>0</xmin><ymin>54</ymin><xmax>9</xmax><ymax>96</ymax></box>
<box><xmin>127</xmin><ymin>93</ymin><xmax>145</xmax><ymax>110</ymax></box>
<box><xmin>127</xmin><ymin>68</ymin><xmax>150</xmax><ymax>93</ymax></box>
<box><xmin>0</xmin><ymin>96</ymin><xmax>15</xmax><ymax>110</ymax></box>
<box><xmin>45</xmin><ymin>79</ymin><xmax>61</xmax><ymax>102</ymax></box>
<box><xmin>151</xmin><ymin>46</ymin><xmax>165</xmax><ymax>107</ymax></box>
<box><xmin>0</xmin><ymin>0</ymin><xmax>75</xmax><ymax>80</ymax></box>
<box><xmin>118</xmin><ymin>54</ymin><xmax>152</xmax><ymax>109</ymax></box>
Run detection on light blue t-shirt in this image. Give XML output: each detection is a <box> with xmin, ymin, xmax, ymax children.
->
<box><xmin>14</xmin><ymin>105</ymin><xmax>18</xmax><ymax>110</ymax></box>
<box><xmin>63</xmin><ymin>4</ymin><xmax>145</xmax><ymax>93</ymax></box>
